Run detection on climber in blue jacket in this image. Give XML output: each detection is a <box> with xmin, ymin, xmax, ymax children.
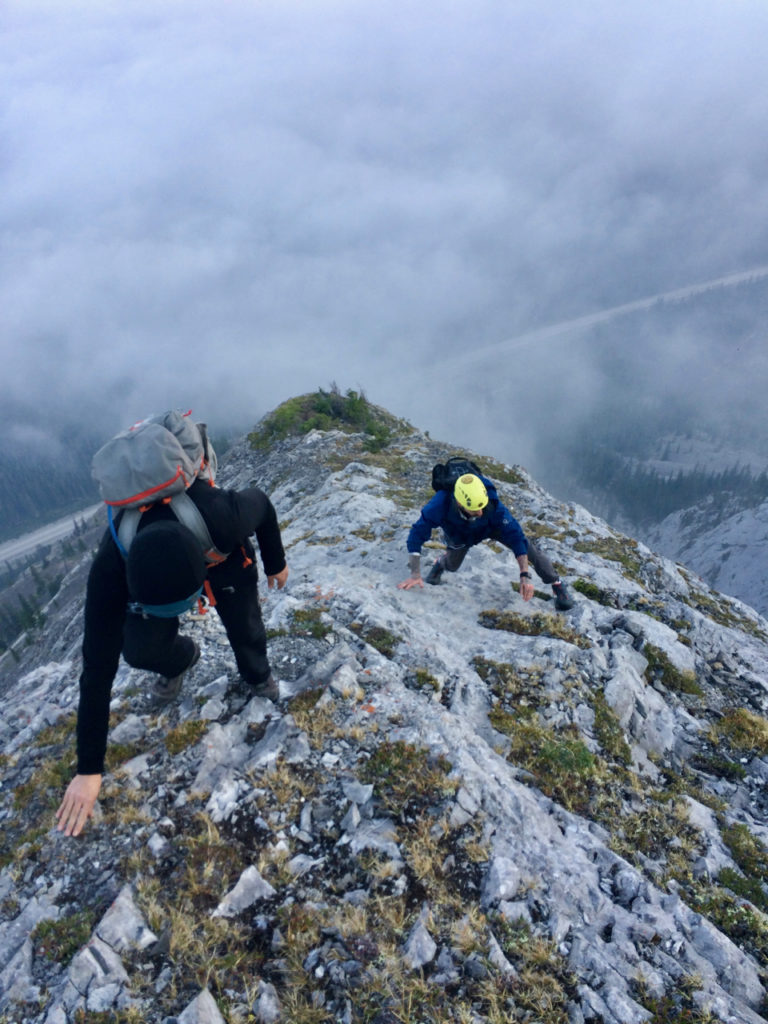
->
<box><xmin>398</xmin><ymin>472</ymin><xmax>574</xmax><ymax>610</ymax></box>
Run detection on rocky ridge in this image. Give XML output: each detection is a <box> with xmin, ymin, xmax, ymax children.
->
<box><xmin>0</xmin><ymin>404</ymin><xmax>767</xmax><ymax>1024</ymax></box>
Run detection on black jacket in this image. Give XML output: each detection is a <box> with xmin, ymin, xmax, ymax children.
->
<box><xmin>76</xmin><ymin>480</ymin><xmax>286</xmax><ymax>774</ymax></box>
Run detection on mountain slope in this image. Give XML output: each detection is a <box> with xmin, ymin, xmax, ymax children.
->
<box><xmin>539</xmin><ymin>430</ymin><xmax>768</xmax><ymax>617</ymax></box>
<box><xmin>1</xmin><ymin>396</ymin><xmax>767</xmax><ymax>1024</ymax></box>
<box><xmin>646</xmin><ymin>496</ymin><xmax>768</xmax><ymax>619</ymax></box>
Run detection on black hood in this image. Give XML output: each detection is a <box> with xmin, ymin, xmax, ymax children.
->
<box><xmin>126</xmin><ymin>520</ymin><xmax>206</xmax><ymax>605</ymax></box>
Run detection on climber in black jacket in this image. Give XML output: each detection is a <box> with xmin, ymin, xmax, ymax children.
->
<box><xmin>56</xmin><ymin>477</ymin><xmax>288</xmax><ymax>837</ymax></box>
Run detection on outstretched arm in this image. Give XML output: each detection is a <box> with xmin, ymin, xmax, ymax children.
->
<box><xmin>57</xmin><ymin>530</ymin><xmax>125</xmax><ymax>836</ymax></box>
<box><xmin>399</xmin><ymin>494</ymin><xmax>448</xmax><ymax>590</ymax></box>
<box><xmin>233</xmin><ymin>487</ymin><xmax>287</xmax><ymax>579</ymax></box>
<box><xmin>74</xmin><ymin>531</ymin><xmax>127</xmax><ymax>775</ymax></box>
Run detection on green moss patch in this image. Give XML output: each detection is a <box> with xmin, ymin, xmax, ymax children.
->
<box><xmin>573</xmin><ymin>535</ymin><xmax>643</xmax><ymax>581</ymax></box>
<box><xmin>413</xmin><ymin>667</ymin><xmax>440</xmax><ymax>691</ymax></box>
<box><xmin>572</xmin><ymin>578</ymin><xmax>614</xmax><ymax>606</ymax></box>
<box><xmin>349</xmin><ymin>622</ymin><xmax>401</xmax><ymax>658</ymax></box>
<box><xmin>491</xmin><ymin>916</ymin><xmax>577</xmax><ymax>1022</ymax></box>
<box><xmin>682</xmin><ymin>582</ymin><xmax>768</xmax><ymax>642</ymax></box>
<box><xmin>291</xmin><ymin>606</ymin><xmax>332</xmax><ymax>639</ymax></box>
<box><xmin>479</xmin><ymin>609</ymin><xmax>590</xmax><ymax>649</ymax></box>
<box><xmin>474</xmin><ymin>656</ymin><xmax>544</xmax><ymax>717</ymax></box>
<box><xmin>522</xmin><ymin>519</ymin><xmax>563</xmax><ymax>540</ymax></box>
<box><xmin>592</xmin><ymin>691</ymin><xmax>633</xmax><ymax>766</ymax></box>
<box><xmin>164</xmin><ymin>720</ymin><xmax>208</xmax><ymax>756</ymax></box>
<box><xmin>360</xmin><ymin>740</ymin><xmax>456</xmax><ymax>817</ymax></box>
<box><xmin>475</xmin><ymin>456</ymin><xmax>526</xmax><ymax>487</ymax></box>
<box><xmin>643</xmin><ymin>643</ymin><xmax>702</xmax><ymax>696</ymax></box>
<box><xmin>712</xmin><ymin>708</ymin><xmax>768</xmax><ymax>756</ymax></box>
<box><xmin>489</xmin><ymin>712</ymin><xmax>623</xmax><ymax>818</ymax></box>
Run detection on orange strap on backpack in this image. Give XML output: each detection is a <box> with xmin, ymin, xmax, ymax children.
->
<box><xmin>197</xmin><ymin>579</ymin><xmax>217</xmax><ymax>614</ymax></box>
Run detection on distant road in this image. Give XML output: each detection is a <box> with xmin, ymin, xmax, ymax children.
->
<box><xmin>0</xmin><ymin>504</ymin><xmax>103</xmax><ymax>565</ymax></box>
<box><xmin>438</xmin><ymin>262</ymin><xmax>768</xmax><ymax>376</ymax></box>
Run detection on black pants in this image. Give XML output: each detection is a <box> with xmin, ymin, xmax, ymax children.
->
<box><xmin>440</xmin><ymin>532</ymin><xmax>559</xmax><ymax>585</ymax></box>
<box><xmin>122</xmin><ymin>570</ymin><xmax>271</xmax><ymax>685</ymax></box>
<box><xmin>210</xmin><ymin>574</ymin><xmax>270</xmax><ymax>685</ymax></box>
<box><xmin>122</xmin><ymin>612</ymin><xmax>194</xmax><ymax>679</ymax></box>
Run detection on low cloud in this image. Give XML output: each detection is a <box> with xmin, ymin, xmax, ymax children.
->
<box><xmin>3</xmin><ymin>0</ymin><xmax>768</xmax><ymax>476</ymax></box>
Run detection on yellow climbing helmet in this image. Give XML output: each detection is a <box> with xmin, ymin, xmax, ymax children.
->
<box><xmin>453</xmin><ymin>473</ymin><xmax>488</xmax><ymax>511</ymax></box>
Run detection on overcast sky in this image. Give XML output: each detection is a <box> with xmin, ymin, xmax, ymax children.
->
<box><xmin>3</xmin><ymin>0</ymin><xmax>768</xmax><ymax>474</ymax></box>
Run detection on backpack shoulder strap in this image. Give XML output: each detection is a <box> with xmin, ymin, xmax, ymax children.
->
<box><xmin>113</xmin><ymin>492</ymin><xmax>230</xmax><ymax>566</ymax></box>
<box><xmin>168</xmin><ymin>491</ymin><xmax>230</xmax><ymax>566</ymax></box>
<box><xmin>114</xmin><ymin>507</ymin><xmax>140</xmax><ymax>558</ymax></box>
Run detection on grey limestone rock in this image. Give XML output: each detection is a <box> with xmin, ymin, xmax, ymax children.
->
<box><xmin>212</xmin><ymin>866</ymin><xmax>277</xmax><ymax>918</ymax></box>
<box><xmin>2</xmin><ymin>418</ymin><xmax>768</xmax><ymax>1024</ymax></box>
<box><xmin>178</xmin><ymin>987</ymin><xmax>226</xmax><ymax>1024</ymax></box>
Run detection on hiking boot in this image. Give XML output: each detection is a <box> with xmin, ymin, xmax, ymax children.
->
<box><xmin>248</xmin><ymin>674</ymin><xmax>280</xmax><ymax>701</ymax></box>
<box><xmin>151</xmin><ymin>642</ymin><xmax>200</xmax><ymax>702</ymax></box>
<box><xmin>552</xmin><ymin>582</ymin><xmax>574</xmax><ymax>611</ymax></box>
<box><xmin>426</xmin><ymin>559</ymin><xmax>445</xmax><ymax>585</ymax></box>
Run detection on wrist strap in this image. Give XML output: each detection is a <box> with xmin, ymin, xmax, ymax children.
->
<box><xmin>520</xmin><ymin>571</ymin><xmax>531</xmax><ymax>579</ymax></box>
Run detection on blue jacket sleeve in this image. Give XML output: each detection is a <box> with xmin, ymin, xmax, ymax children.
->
<box><xmin>489</xmin><ymin>500</ymin><xmax>528</xmax><ymax>557</ymax></box>
<box><xmin>481</xmin><ymin>479</ymin><xmax>527</xmax><ymax>556</ymax></box>
<box><xmin>406</xmin><ymin>492</ymin><xmax>450</xmax><ymax>553</ymax></box>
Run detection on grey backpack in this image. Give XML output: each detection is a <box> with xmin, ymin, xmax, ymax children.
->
<box><xmin>92</xmin><ymin>410</ymin><xmax>228</xmax><ymax>565</ymax></box>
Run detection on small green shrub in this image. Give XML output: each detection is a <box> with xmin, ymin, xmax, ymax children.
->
<box><xmin>682</xmin><ymin>584</ymin><xmax>768</xmax><ymax>641</ymax></box>
<box><xmin>635</xmin><ymin>976</ymin><xmax>722</xmax><ymax>1024</ymax></box>
<box><xmin>248</xmin><ymin>387</ymin><xmax>397</xmax><ymax>451</ymax></box>
<box><xmin>718</xmin><ymin>823</ymin><xmax>768</xmax><ymax>911</ymax></box>
<box><xmin>33</xmin><ymin>714</ymin><xmax>77</xmax><ymax>748</ymax></box>
<box><xmin>718</xmin><ymin>868</ymin><xmax>768</xmax><ymax>912</ymax></box>
<box><xmin>522</xmin><ymin>519</ymin><xmax>562</xmax><ymax>540</ymax></box>
<box><xmin>105</xmin><ymin>741</ymin><xmax>146</xmax><ymax>772</ymax></box>
<box><xmin>610</xmin><ymin>800</ymin><xmax>702</xmax><ymax>866</ymax></box>
<box><xmin>33</xmin><ymin>910</ymin><xmax>95</xmax><ymax>964</ymax></box>
<box><xmin>722</xmin><ymin>822</ymin><xmax>768</xmax><ymax>877</ymax></box>
<box><xmin>288</xmin><ymin>688</ymin><xmax>324</xmax><ymax>716</ymax></box>
<box><xmin>13</xmin><ymin>753</ymin><xmax>75</xmax><ymax>811</ymax></box>
<box><xmin>74</xmin><ymin>1012</ymin><xmax>143</xmax><ymax>1024</ymax></box>
<box><xmin>476</xmin><ymin>456</ymin><xmax>526</xmax><ymax>487</ymax></box>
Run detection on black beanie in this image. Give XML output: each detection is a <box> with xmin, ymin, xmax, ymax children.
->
<box><xmin>126</xmin><ymin>521</ymin><xmax>207</xmax><ymax>605</ymax></box>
